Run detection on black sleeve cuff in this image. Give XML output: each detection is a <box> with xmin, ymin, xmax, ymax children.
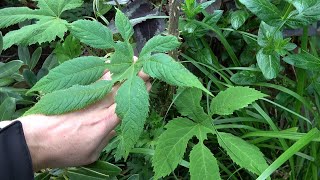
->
<box><xmin>0</xmin><ymin>121</ymin><xmax>34</xmax><ymax>180</ymax></box>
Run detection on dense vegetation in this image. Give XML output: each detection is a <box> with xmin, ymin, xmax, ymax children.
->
<box><xmin>0</xmin><ymin>0</ymin><xmax>320</xmax><ymax>179</ymax></box>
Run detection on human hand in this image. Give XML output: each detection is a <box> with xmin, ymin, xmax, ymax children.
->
<box><xmin>9</xmin><ymin>65</ymin><xmax>150</xmax><ymax>171</ymax></box>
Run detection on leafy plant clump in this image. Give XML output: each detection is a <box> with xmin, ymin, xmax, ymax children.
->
<box><xmin>1</xmin><ymin>0</ymin><xmax>320</xmax><ymax>179</ymax></box>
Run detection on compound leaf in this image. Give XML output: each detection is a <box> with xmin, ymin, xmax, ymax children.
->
<box><xmin>143</xmin><ymin>53</ymin><xmax>211</xmax><ymax>95</ymax></box>
<box><xmin>139</xmin><ymin>35</ymin><xmax>181</xmax><ymax>59</ymax></box>
<box><xmin>239</xmin><ymin>0</ymin><xmax>282</xmax><ymax>26</ymax></box>
<box><xmin>190</xmin><ymin>142</ymin><xmax>221</xmax><ymax>180</ymax></box>
<box><xmin>70</xmin><ymin>20</ymin><xmax>115</xmax><ymax>49</ymax></box>
<box><xmin>35</xmin><ymin>0</ymin><xmax>83</xmax><ymax>17</ymax></box>
<box><xmin>283</xmin><ymin>52</ymin><xmax>320</xmax><ymax>71</ymax></box>
<box><xmin>115</xmin><ymin>76</ymin><xmax>149</xmax><ymax>157</ymax></box>
<box><xmin>29</xmin><ymin>56</ymin><xmax>107</xmax><ymax>94</ymax></box>
<box><xmin>217</xmin><ymin>132</ymin><xmax>268</xmax><ymax>176</ymax></box>
<box><xmin>115</xmin><ymin>9</ymin><xmax>134</xmax><ymax>41</ymax></box>
<box><xmin>153</xmin><ymin>118</ymin><xmax>197</xmax><ymax>179</ymax></box>
<box><xmin>256</xmin><ymin>49</ymin><xmax>280</xmax><ymax>79</ymax></box>
<box><xmin>25</xmin><ymin>80</ymin><xmax>113</xmax><ymax>116</ymax></box>
<box><xmin>210</xmin><ymin>86</ymin><xmax>267</xmax><ymax>115</ymax></box>
<box><xmin>175</xmin><ymin>87</ymin><xmax>210</xmax><ymax>123</ymax></box>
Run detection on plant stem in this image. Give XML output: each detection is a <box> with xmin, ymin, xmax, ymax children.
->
<box><xmin>293</xmin><ymin>27</ymin><xmax>308</xmax><ymax>127</ymax></box>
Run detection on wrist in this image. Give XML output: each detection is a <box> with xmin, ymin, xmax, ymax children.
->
<box><xmin>19</xmin><ymin>115</ymin><xmax>52</xmax><ymax>171</ymax></box>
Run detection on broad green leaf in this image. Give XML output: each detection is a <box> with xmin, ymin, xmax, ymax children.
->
<box><xmin>256</xmin><ymin>49</ymin><xmax>280</xmax><ymax>79</ymax></box>
<box><xmin>35</xmin><ymin>0</ymin><xmax>83</xmax><ymax>17</ymax></box>
<box><xmin>115</xmin><ymin>76</ymin><xmax>149</xmax><ymax>157</ymax></box>
<box><xmin>29</xmin><ymin>56</ymin><xmax>107</xmax><ymax>94</ymax></box>
<box><xmin>0</xmin><ymin>97</ymin><xmax>15</xmax><ymax>121</ymax></box>
<box><xmin>0</xmin><ymin>7</ymin><xmax>40</xmax><ymax>28</ymax></box>
<box><xmin>153</xmin><ymin>118</ymin><xmax>197</xmax><ymax>179</ymax></box>
<box><xmin>115</xmin><ymin>9</ymin><xmax>134</xmax><ymax>41</ymax></box>
<box><xmin>67</xmin><ymin>161</ymin><xmax>120</xmax><ymax>180</ymax></box>
<box><xmin>18</xmin><ymin>46</ymin><xmax>30</xmax><ymax>65</ymax></box>
<box><xmin>286</xmin><ymin>1</ymin><xmax>320</xmax><ymax>28</ymax></box>
<box><xmin>70</xmin><ymin>20</ymin><xmax>114</xmax><ymax>49</ymax></box>
<box><xmin>139</xmin><ymin>35</ymin><xmax>181</xmax><ymax>59</ymax></box>
<box><xmin>231</xmin><ymin>71</ymin><xmax>264</xmax><ymax>85</ymax></box>
<box><xmin>0</xmin><ymin>78</ymin><xmax>15</xmax><ymax>87</ymax></box>
<box><xmin>85</xmin><ymin>161</ymin><xmax>121</xmax><ymax>177</ymax></box>
<box><xmin>210</xmin><ymin>86</ymin><xmax>267</xmax><ymax>115</ymax></box>
<box><xmin>25</xmin><ymin>80</ymin><xmax>113</xmax><ymax>115</ymax></box>
<box><xmin>3</xmin><ymin>17</ymin><xmax>68</xmax><ymax>50</ymax></box>
<box><xmin>257</xmin><ymin>22</ymin><xmax>282</xmax><ymax>49</ymax></box>
<box><xmin>23</xmin><ymin>69</ymin><xmax>38</xmax><ymax>87</ymax></box>
<box><xmin>285</xmin><ymin>0</ymin><xmax>318</xmax><ymax>12</ymax></box>
<box><xmin>190</xmin><ymin>142</ymin><xmax>221</xmax><ymax>180</ymax></box>
<box><xmin>283</xmin><ymin>52</ymin><xmax>320</xmax><ymax>71</ymax></box>
<box><xmin>231</xmin><ymin>10</ymin><xmax>249</xmax><ymax>29</ymax></box>
<box><xmin>108</xmin><ymin>42</ymin><xmax>134</xmax><ymax>75</ymax></box>
<box><xmin>29</xmin><ymin>47</ymin><xmax>42</xmax><ymax>70</ymax></box>
<box><xmin>239</xmin><ymin>0</ymin><xmax>282</xmax><ymax>26</ymax></box>
<box><xmin>54</xmin><ymin>35</ymin><xmax>82</xmax><ymax>64</ymax></box>
<box><xmin>175</xmin><ymin>87</ymin><xmax>210</xmax><ymax>122</ymax></box>
<box><xmin>0</xmin><ymin>60</ymin><xmax>23</xmax><ymax>79</ymax></box>
<box><xmin>143</xmin><ymin>53</ymin><xmax>211</xmax><ymax>95</ymax></box>
<box><xmin>217</xmin><ymin>132</ymin><xmax>269</xmax><ymax>176</ymax></box>
<box><xmin>257</xmin><ymin>128</ymin><xmax>320</xmax><ymax>180</ymax></box>
<box><xmin>203</xmin><ymin>10</ymin><xmax>223</xmax><ymax>26</ymax></box>
<box><xmin>0</xmin><ymin>32</ymin><xmax>3</xmax><ymax>54</ymax></box>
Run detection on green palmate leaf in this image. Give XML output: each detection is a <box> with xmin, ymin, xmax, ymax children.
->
<box><xmin>115</xmin><ymin>76</ymin><xmax>149</xmax><ymax>157</ymax></box>
<box><xmin>25</xmin><ymin>80</ymin><xmax>113</xmax><ymax>116</ymax></box>
<box><xmin>256</xmin><ymin>49</ymin><xmax>280</xmax><ymax>79</ymax></box>
<box><xmin>29</xmin><ymin>56</ymin><xmax>107</xmax><ymax>94</ymax></box>
<box><xmin>0</xmin><ymin>7</ymin><xmax>40</xmax><ymax>28</ymax></box>
<box><xmin>0</xmin><ymin>60</ymin><xmax>23</xmax><ymax>79</ymax></box>
<box><xmin>153</xmin><ymin>118</ymin><xmax>197</xmax><ymax>179</ymax></box>
<box><xmin>143</xmin><ymin>53</ymin><xmax>211</xmax><ymax>95</ymax></box>
<box><xmin>238</xmin><ymin>0</ymin><xmax>282</xmax><ymax>26</ymax></box>
<box><xmin>54</xmin><ymin>35</ymin><xmax>82</xmax><ymax>64</ymax></box>
<box><xmin>35</xmin><ymin>0</ymin><xmax>83</xmax><ymax>17</ymax></box>
<box><xmin>108</xmin><ymin>42</ymin><xmax>134</xmax><ymax>75</ymax></box>
<box><xmin>189</xmin><ymin>142</ymin><xmax>221</xmax><ymax>180</ymax></box>
<box><xmin>139</xmin><ymin>35</ymin><xmax>181</xmax><ymax>59</ymax></box>
<box><xmin>70</xmin><ymin>20</ymin><xmax>114</xmax><ymax>49</ymax></box>
<box><xmin>231</xmin><ymin>10</ymin><xmax>249</xmax><ymax>30</ymax></box>
<box><xmin>3</xmin><ymin>17</ymin><xmax>68</xmax><ymax>50</ymax></box>
<box><xmin>210</xmin><ymin>86</ymin><xmax>267</xmax><ymax>115</ymax></box>
<box><xmin>283</xmin><ymin>52</ymin><xmax>320</xmax><ymax>71</ymax></box>
<box><xmin>115</xmin><ymin>9</ymin><xmax>134</xmax><ymax>41</ymax></box>
<box><xmin>0</xmin><ymin>97</ymin><xmax>16</xmax><ymax>121</ymax></box>
<box><xmin>175</xmin><ymin>87</ymin><xmax>210</xmax><ymax>122</ymax></box>
<box><xmin>217</xmin><ymin>132</ymin><xmax>269</xmax><ymax>176</ymax></box>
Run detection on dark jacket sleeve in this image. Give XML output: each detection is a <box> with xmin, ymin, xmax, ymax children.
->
<box><xmin>0</xmin><ymin>121</ymin><xmax>34</xmax><ymax>180</ymax></box>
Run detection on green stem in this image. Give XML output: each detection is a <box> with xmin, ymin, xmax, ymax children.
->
<box><xmin>293</xmin><ymin>27</ymin><xmax>308</xmax><ymax>127</ymax></box>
